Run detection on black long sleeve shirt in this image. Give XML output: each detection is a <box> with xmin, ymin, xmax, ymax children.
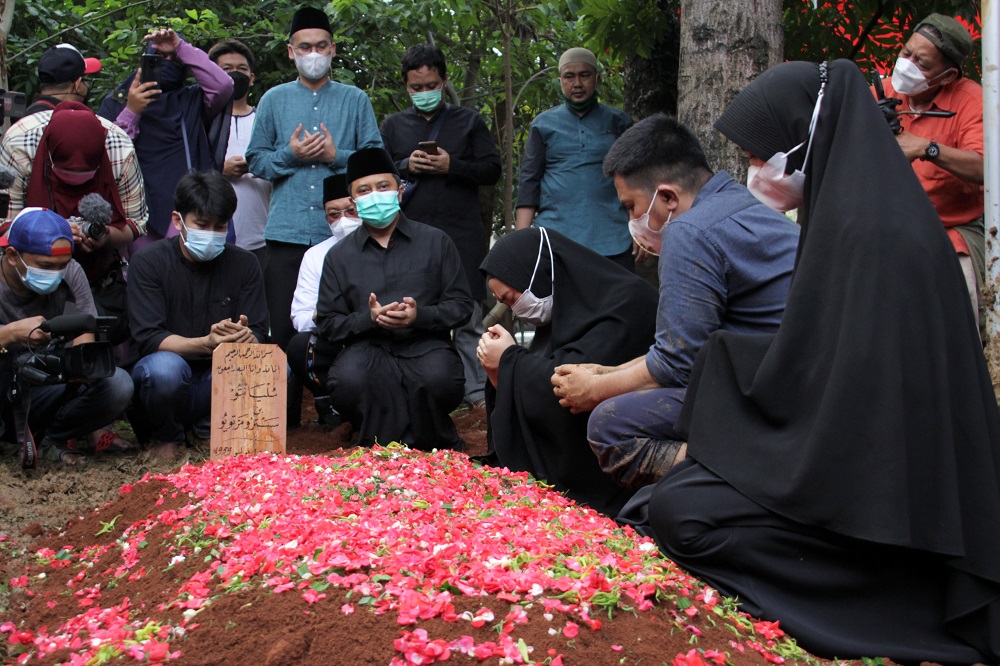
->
<box><xmin>127</xmin><ymin>238</ymin><xmax>268</xmax><ymax>360</ymax></box>
<box><xmin>316</xmin><ymin>214</ymin><xmax>473</xmax><ymax>356</ymax></box>
<box><xmin>380</xmin><ymin>104</ymin><xmax>500</xmax><ymax>300</ymax></box>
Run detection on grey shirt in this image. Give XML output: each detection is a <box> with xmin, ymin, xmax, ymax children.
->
<box><xmin>0</xmin><ymin>260</ymin><xmax>96</xmax><ymax>336</ymax></box>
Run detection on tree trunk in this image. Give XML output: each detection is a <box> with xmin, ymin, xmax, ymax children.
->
<box><xmin>0</xmin><ymin>0</ymin><xmax>13</xmax><ymax>133</ymax></box>
<box><xmin>501</xmin><ymin>1</ymin><xmax>515</xmax><ymax>231</ymax></box>
<box><xmin>677</xmin><ymin>0</ymin><xmax>783</xmax><ymax>182</ymax></box>
<box><xmin>623</xmin><ymin>0</ymin><xmax>680</xmax><ymax>121</ymax></box>
<box><xmin>0</xmin><ymin>0</ymin><xmax>14</xmax><ymax>92</ymax></box>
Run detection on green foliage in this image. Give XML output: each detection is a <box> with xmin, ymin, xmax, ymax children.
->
<box><xmin>783</xmin><ymin>0</ymin><xmax>982</xmax><ymax>79</ymax></box>
<box><xmin>9</xmin><ymin>0</ymin><xmax>621</xmax><ymax>231</ymax></box>
<box><xmin>578</xmin><ymin>0</ymin><xmax>674</xmax><ymax>59</ymax></box>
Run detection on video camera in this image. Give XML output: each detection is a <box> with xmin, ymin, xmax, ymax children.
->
<box><xmin>871</xmin><ymin>72</ymin><xmax>955</xmax><ymax>134</ymax></box>
<box><xmin>13</xmin><ymin>314</ymin><xmax>116</xmax><ymax>387</ymax></box>
<box><xmin>0</xmin><ymin>89</ymin><xmax>26</xmax><ymax>125</ymax></box>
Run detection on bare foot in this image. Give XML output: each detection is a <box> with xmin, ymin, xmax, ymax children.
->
<box><xmin>149</xmin><ymin>441</ymin><xmax>181</xmax><ymax>460</ymax></box>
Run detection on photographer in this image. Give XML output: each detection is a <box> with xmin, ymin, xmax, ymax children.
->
<box><xmin>0</xmin><ymin>209</ymin><xmax>133</xmax><ymax>466</ymax></box>
<box><xmin>877</xmin><ymin>15</ymin><xmax>984</xmax><ymax>335</ymax></box>
<box><xmin>25</xmin><ymin>103</ymin><xmax>141</xmax><ymax>277</ymax></box>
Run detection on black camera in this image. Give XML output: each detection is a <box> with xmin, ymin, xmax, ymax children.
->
<box><xmin>69</xmin><ymin>215</ymin><xmax>108</xmax><ymax>241</ymax></box>
<box><xmin>0</xmin><ymin>89</ymin><xmax>26</xmax><ymax>124</ymax></box>
<box><xmin>67</xmin><ymin>193</ymin><xmax>114</xmax><ymax>241</ymax></box>
<box><xmin>13</xmin><ymin>314</ymin><xmax>116</xmax><ymax>387</ymax></box>
<box><xmin>871</xmin><ymin>72</ymin><xmax>955</xmax><ymax>134</ymax></box>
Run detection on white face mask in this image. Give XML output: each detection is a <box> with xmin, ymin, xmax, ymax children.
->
<box><xmin>294</xmin><ymin>52</ymin><xmax>332</xmax><ymax>81</ymax></box>
<box><xmin>890</xmin><ymin>57</ymin><xmax>953</xmax><ymax>96</ymax></box>
<box><xmin>747</xmin><ymin>77</ymin><xmax>825</xmax><ymax>212</ymax></box>
<box><xmin>627</xmin><ymin>193</ymin><xmax>671</xmax><ymax>256</ymax></box>
<box><xmin>747</xmin><ymin>165</ymin><xmax>760</xmax><ymax>187</ymax></box>
<box><xmin>511</xmin><ymin>228</ymin><xmax>554</xmax><ymax>326</ymax></box>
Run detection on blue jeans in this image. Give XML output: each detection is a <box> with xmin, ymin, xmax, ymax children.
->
<box><xmin>129</xmin><ymin>352</ymin><xmax>212</xmax><ymax>444</ymax></box>
<box><xmin>587</xmin><ymin>387</ymin><xmax>687</xmax><ymax>488</ymax></box>
<box><xmin>27</xmin><ymin>368</ymin><xmax>134</xmax><ymax>443</ymax></box>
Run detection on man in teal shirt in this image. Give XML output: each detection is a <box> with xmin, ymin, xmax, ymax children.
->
<box><xmin>514</xmin><ymin>47</ymin><xmax>635</xmax><ymax>271</ymax></box>
<box><xmin>246</xmin><ymin>6</ymin><xmax>382</xmax><ymax>351</ymax></box>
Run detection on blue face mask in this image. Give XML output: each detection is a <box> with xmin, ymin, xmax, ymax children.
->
<box><xmin>17</xmin><ymin>253</ymin><xmax>65</xmax><ymax>295</ymax></box>
<box><xmin>181</xmin><ymin>221</ymin><xmax>227</xmax><ymax>261</ymax></box>
<box><xmin>354</xmin><ymin>190</ymin><xmax>400</xmax><ymax>229</ymax></box>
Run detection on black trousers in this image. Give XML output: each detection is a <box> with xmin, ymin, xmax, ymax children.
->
<box><xmin>620</xmin><ymin>460</ymin><xmax>988</xmax><ymax>664</ymax></box>
<box><xmin>263</xmin><ymin>240</ymin><xmax>308</xmax><ymax>349</ymax></box>
<box><xmin>327</xmin><ymin>341</ymin><xmax>464</xmax><ymax>451</ymax></box>
<box><xmin>287</xmin><ymin>331</ymin><xmax>342</xmax><ymax>397</ymax></box>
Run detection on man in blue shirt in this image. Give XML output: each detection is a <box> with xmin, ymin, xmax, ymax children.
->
<box><xmin>551</xmin><ymin>114</ymin><xmax>800</xmax><ymax>488</ymax></box>
<box><xmin>246</xmin><ymin>6</ymin><xmax>382</xmax><ymax>351</ymax></box>
<box><xmin>515</xmin><ymin>47</ymin><xmax>635</xmax><ymax>271</ymax></box>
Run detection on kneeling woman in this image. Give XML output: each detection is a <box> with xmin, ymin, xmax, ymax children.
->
<box><xmin>478</xmin><ymin>228</ymin><xmax>657</xmax><ymax>516</ymax></box>
<box><xmin>624</xmin><ymin>60</ymin><xmax>1000</xmax><ymax>663</ymax></box>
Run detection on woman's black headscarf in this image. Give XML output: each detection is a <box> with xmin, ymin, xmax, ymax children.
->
<box><xmin>479</xmin><ymin>228</ymin><xmax>658</xmax><ymax>515</ymax></box>
<box><xmin>680</xmin><ymin>60</ymin><xmax>1000</xmax><ymax>655</ymax></box>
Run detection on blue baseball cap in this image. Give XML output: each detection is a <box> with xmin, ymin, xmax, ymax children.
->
<box><xmin>0</xmin><ymin>208</ymin><xmax>74</xmax><ymax>256</ymax></box>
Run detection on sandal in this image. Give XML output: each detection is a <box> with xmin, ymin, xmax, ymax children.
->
<box><xmin>88</xmin><ymin>428</ymin><xmax>137</xmax><ymax>453</ymax></box>
<box><xmin>43</xmin><ymin>440</ymin><xmax>88</xmax><ymax>466</ymax></box>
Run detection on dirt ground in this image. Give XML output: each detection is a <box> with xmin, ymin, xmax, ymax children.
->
<box><xmin>0</xmin><ymin>404</ymin><xmax>883</xmax><ymax>665</ymax></box>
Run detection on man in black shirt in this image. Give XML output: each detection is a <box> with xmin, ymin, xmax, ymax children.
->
<box><xmin>316</xmin><ymin>148</ymin><xmax>472</xmax><ymax>450</ymax></box>
<box><xmin>127</xmin><ymin>171</ymin><xmax>268</xmax><ymax>458</ymax></box>
<box><xmin>379</xmin><ymin>45</ymin><xmax>500</xmax><ymax>409</ymax></box>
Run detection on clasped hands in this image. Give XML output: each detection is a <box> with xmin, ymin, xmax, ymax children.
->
<box><xmin>551</xmin><ymin>363</ymin><xmax>607</xmax><ymax>414</ymax></box>
<box><xmin>290</xmin><ymin>123</ymin><xmax>337</xmax><ymax>164</ymax></box>
<box><xmin>369</xmin><ymin>293</ymin><xmax>417</xmax><ymax>330</ymax></box>
<box><xmin>208</xmin><ymin>315</ymin><xmax>255</xmax><ymax>348</ymax></box>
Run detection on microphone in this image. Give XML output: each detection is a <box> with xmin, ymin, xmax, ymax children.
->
<box><xmin>0</xmin><ymin>167</ymin><xmax>16</xmax><ymax>219</ymax></box>
<box><xmin>77</xmin><ymin>193</ymin><xmax>113</xmax><ymax>226</ymax></box>
<box><xmin>40</xmin><ymin>314</ymin><xmax>96</xmax><ymax>337</ymax></box>
<box><xmin>74</xmin><ymin>193</ymin><xmax>113</xmax><ymax>241</ymax></box>
<box><xmin>482</xmin><ymin>302</ymin><xmax>509</xmax><ymax>328</ymax></box>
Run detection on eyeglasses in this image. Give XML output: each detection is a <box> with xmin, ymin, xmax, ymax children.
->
<box><xmin>291</xmin><ymin>41</ymin><xmax>332</xmax><ymax>55</ymax></box>
<box><xmin>326</xmin><ymin>207</ymin><xmax>357</xmax><ymax>221</ymax></box>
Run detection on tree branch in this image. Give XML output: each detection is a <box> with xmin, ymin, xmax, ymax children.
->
<box><xmin>11</xmin><ymin>0</ymin><xmax>157</xmax><ymax>62</ymax></box>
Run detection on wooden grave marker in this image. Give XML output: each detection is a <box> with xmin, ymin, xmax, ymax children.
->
<box><xmin>211</xmin><ymin>343</ymin><xmax>287</xmax><ymax>460</ymax></box>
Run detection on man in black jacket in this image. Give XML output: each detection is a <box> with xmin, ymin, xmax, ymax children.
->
<box><xmin>379</xmin><ymin>44</ymin><xmax>500</xmax><ymax>409</ymax></box>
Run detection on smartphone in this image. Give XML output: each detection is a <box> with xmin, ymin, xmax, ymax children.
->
<box><xmin>139</xmin><ymin>53</ymin><xmax>163</xmax><ymax>86</ymax></box>
<box><xmin>418</xmin><ymin>141</ymin><xmax>439</xmax><ymax>155</ymax></box>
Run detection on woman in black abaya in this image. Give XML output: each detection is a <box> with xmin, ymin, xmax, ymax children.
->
<box><xmin>624</xmin><ymin>60</ymin><xmax>1000</xmax><ymax>663</ymax></box>
<box><xmin>478</xmin><ymin>228</ymin><xmax>657</xmax><ymax>517</ymax></box>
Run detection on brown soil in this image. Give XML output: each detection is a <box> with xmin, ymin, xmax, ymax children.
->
<box><xmin>0</xmin><ymin>404</ymin><xmax>880</xmax><ymax>665</ymax></box>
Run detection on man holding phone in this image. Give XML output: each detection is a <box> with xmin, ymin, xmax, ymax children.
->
<box><xmin>98</xmin><ymin>28</ymin><xmax>233</xmax><ymax>250</ymax></box>
<box><xmin>379</xmin><ymin>44</ymin><xmax>501</xmax><ymax>409</ymax></box>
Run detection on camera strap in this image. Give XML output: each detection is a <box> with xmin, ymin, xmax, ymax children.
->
<box><xmin>11</xmin><ymin>384</ymin><xmax>37</xmax><ymax>469</ymax></box>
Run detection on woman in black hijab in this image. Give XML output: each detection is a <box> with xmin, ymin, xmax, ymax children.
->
<box><xmin>478</xmin><ymin>228</ymin><xmax>657</xmax><ymax>516</ymax></box>
<box><xmin>625</xmin><ymin>60</ymin><xmax>1000</xmax><ymax>662</ymax></box>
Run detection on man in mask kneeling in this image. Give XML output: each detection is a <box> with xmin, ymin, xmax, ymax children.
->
<box><xmin>0</xmin><ymin>208</ymin><xmax>133</xmax><ymax>466</ymax></box>
<box><xmin>126</xmin><ymin>171</ymin><xmax>267</xmax><ymax>459</ymax></box>
<box><xmin>315</xmin><ymin>148</ymin><xmax>472</xmax><ymax>451</ymax></box>
<box><xmin>551</xmin><ymin>114</ymin><xmax>800</xmax><ymax>488</ymax></box>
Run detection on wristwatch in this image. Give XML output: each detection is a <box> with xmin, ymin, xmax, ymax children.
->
<box><xmin>922</xmin><ymin>141</ymin><xmax>940</xmax><ymax>161</ymax></box>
